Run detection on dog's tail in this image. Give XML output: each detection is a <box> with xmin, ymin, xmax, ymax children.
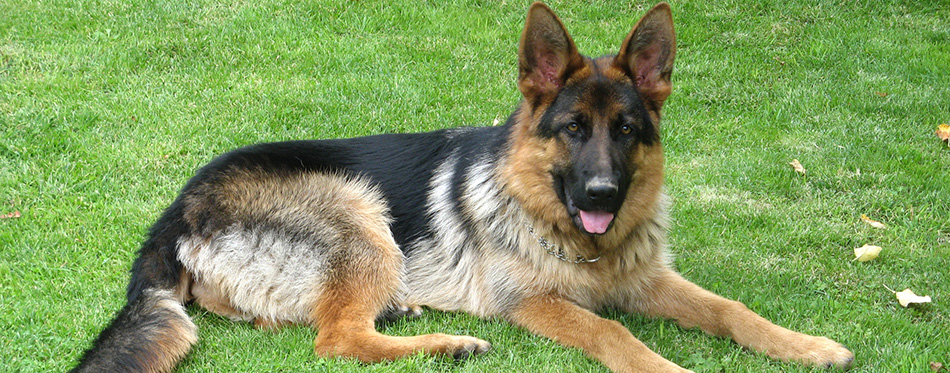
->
<box><xmin>72</xmin><ymin>215</ymin><xmax>197</xmax><ymax>373</ymax></box>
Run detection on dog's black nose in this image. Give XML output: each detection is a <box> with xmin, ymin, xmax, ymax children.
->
<box><xmin>586</xmin><ymin>183</ymin><xmax>618</xmax><ymax>201</ymax></box>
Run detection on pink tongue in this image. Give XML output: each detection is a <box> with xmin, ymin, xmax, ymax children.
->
<box><xmin>578</xmin><ymin>210</ymin><xmax>615</xmax><ymax>234</ymax></box>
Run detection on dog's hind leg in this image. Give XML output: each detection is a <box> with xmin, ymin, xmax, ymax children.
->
<box><xmin>309</xmin><ymin>208</ymin><xmax>490</xmax><ymax>362</ymax></box>
<box><xmin>274</xmin><ymin>173</ymin><xmax>490</xmax><ymax>361</ymax></box>
<box><xmin>312</xmin><ymin>285</ymin><xmax>489</xmax><ymax>361</ymax></box>
<box><xmin>178</xmin><ymin>170</ymin><xmax>489</xmax><ymax>362</ymax></box>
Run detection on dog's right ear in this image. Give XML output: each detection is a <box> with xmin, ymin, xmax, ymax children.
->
<box><xmin>517</xmin><ymin>2</ymin><xmax>586</xmax><ymax>104</ymax></box>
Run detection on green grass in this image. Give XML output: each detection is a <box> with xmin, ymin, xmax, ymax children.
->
<box><xmin>2</xmin><ymin>0</ymin><xmax>948</xmax><ymax>371</ymax></box>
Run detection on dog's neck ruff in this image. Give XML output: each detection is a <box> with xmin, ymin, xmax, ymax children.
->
<box><xmin>524</xmin><ymin>222</ymin><xmax>600</xmax><ymax>264</ymax></box>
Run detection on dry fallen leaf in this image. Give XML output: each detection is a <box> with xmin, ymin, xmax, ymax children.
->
<box><xmin>890</xmin><ymin>287</ymin><xmax>932</xmax><ymax>307</ymax></box>
<box><xmin>0</xmin><ymin>210</ymin><xmax>21</xmax><ymax>219</ymax></box>
<box><xmin>874</xmin><ymin>92</ymin><xmax>888</xmax><ymax>97</ymax></box>
<box><xmin>853</xmin><ymin>244</ymin><xmax>882</xmax><ymax>262</ymax></box>
<box><xmin>861</xmin><ymin>214</ymin><xmax>887</xmax><ymax>229</ymax></box>
<box><xmin>931</xmin><ymin>361</ymin><xmax>944</xmax><ymax>372</ymax></box>
<box><xmin>937</xmin><ymin>124</ymin><xmax>950</xmax><ymax>144</ymax></box>
<box><xmin>789</xmin><ymin>159</ymin><xmax>806</xmax><ymax>175</ymax></box>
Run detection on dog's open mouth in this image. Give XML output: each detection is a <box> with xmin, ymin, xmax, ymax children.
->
<box><xmin>563</xmin><ymin>188</ymin><xmax>615</xmax><ymax>235</ymax></box>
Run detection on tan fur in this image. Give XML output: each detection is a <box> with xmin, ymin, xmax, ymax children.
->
<box><xmin>511</xmin><ymin>294</ymin><xmax>688</xmax><ymax>373</ymax></box>
<box><xmin>629</xmin><ymin>269</ymin><xmax>856</xmax><ymax>367</ymax></box>
<box><xmin>501</xmin><ymin>108</ymin><xmax>577</xmax><ymax>234</ymax></box>
<box><xmin>138</xmin><ymin>290</ymin><xmax>198</xmax><ymax>373</ymax></box>
<box><xmin>306</xmin><ymin>200</ymin><xmax>491</xmax><ymax>362</ymax></box>
<box><xmin>313</xmin><ymin>281</ymin><xmax>489</xmax><ymax>362</ymax></box>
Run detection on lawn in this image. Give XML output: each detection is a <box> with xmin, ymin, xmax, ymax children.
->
<box><xmin>2</xmin><ymin>0</ymin><xmax>948</xmax><ymax>371</ymax></box>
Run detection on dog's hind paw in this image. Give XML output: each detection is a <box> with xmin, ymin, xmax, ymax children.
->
<box><xmin>376</xmin><ymin>304</ymin><xmax>424</xmax><ymax>325</ymax></box>
<box><xmin>394</xmin><ymin>304</ymin><xmax>424</xmax><ymax>318</ymax></box>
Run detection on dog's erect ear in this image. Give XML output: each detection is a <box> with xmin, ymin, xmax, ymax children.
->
<box><xmin>518</xmin><ymin>2</ymin><xmax>586</xmax><ymax>103</ymax></box>
<box><xmin>614</xmin><ymin>2</ymin><xmax>676</xmax><ymax>112</ymax></box>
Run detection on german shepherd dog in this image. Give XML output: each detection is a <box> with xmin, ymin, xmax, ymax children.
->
<box><xmin>74</xmin><ymin>3</ymin><xmax>855</xmax><ymax>372</ymax></box>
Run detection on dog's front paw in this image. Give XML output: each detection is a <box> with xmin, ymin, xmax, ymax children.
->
<box><xmin>813</xmin><ymin>337</ymin><xmax>854</xmax><ymax>369</ymax></box>
<box><xmin>444</xmin><ymin>335</ymin><xmax>492</xmax><ymax>360</ymax></box>
<box><xmin>796</xmin><ymin>336</ymin><xmax>854</xmax><ymax>370</ymax></box>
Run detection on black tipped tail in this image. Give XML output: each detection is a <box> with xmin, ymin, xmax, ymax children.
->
<box><xmin>72</xmin><ymin>289</ymin><xmax>197</xmax><ymax>373</ymax></box>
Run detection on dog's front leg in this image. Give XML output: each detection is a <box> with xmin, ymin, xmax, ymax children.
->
<box><xmin>631</xmin><ymin>268</ymin><xmax>854</xmax><ymax>369</ymax></box>
<box><xmin>508</xmin><ymin>294</ymin><xmax>692</xmax><ymax>373</ymax></box>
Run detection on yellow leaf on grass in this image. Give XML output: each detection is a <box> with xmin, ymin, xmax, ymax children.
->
<box><xmin>853</xmin><ymin>244</ymin><xmax>882</xmax><ymax>262</ymax></box>
<box><xmin>894</xmin><ymin>288</ymin><xmax>932</xmax><ymax>307</ymax></box>
<box><xmin>860</xmin><ymin>214</ymin><xmax>887</xmax><ymax>229</ymax></box>
<box><xmin>937</xmin><ymin>124</ymin><xmax>950</xmax><ymax>142</ymax></box>
<box><xmin>789</xmin><ymin>159</ymin><xmax>806</xmax><ymax>175</ymax></box>
<box><xmin>0</xmin><ymin>211</ymin><xmax>21</xmax><ymax>219</ymax></box>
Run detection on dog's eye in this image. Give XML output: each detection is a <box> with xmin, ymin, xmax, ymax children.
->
<box><xmin>620</xmin><ymin>124</ymin><xmax>633</xmax><ymax>135</ymax></box>
<box><xmin>566</xmin><ymin>122</ymin><xmax>580</xmax><ymax>132</ymax></box>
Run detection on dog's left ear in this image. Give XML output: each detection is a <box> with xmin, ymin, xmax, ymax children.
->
<box><xmin>613</xmin><ymin>3</ymin><xmax>676</xmax><ymax>113</ymax></box>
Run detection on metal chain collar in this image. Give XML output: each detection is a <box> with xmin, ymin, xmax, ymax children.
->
<box><xmin>524</xmin><ymin>223</ymin><xmax>600</xmax><ymax>264</ymax></box>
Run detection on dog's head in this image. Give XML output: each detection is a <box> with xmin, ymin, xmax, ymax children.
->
<box><xmin>504</xmin><ymin>2</ymin><xmax>674</xmax><ymax>238</ymax></box>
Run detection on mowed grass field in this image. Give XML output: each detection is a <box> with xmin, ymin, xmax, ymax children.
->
<box><xmin>2</xmin><ymin>0</ymin><xmax>948</xmax><ymax>371</ymax></box>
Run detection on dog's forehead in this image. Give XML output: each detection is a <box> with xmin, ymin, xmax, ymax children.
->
<box><xmin>592</xmin><ymin>55</ymin><xmax>631</xmax><ymax>82</ymax></box>
<box><xmin>562</xmin><ymin>71</ymin><xmax>644</xmax><ymax>121</ymax></box>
